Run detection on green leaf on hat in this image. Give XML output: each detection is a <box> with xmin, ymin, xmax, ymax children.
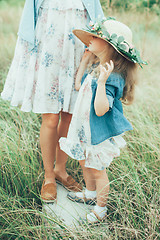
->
<box><xmin>118</xmin><ymin>36</ymin><xmax>125</xmax><ymax>43</ymax></box>
<box><xmin>85</xmin><ymin>17</ymin><xmax>147</xmax><ymax>67</ymax></box>
<box><xmin>102</xmin><ymin>29</ymin><xmax>110</xmax><ymax>39</ymax></box>
<box><xmin>106</xmin><ymin>17</ymin><xmax>116</xmax><ymax>21</ymax></box>
<box><xmin>111</xmin><ymin>33</ymin><xmax>117</xmax><ymax>40</ymax></box>
<box><xmin>110</xmin><ymin>40</ymin><xmax>117</xmax><ymax>45</ymax></box>
<box><xmin>118</xmin><ymin>43</ymin><xmax>127</xmax><ymax>51</ymax></box>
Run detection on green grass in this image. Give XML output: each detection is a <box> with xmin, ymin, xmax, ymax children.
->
<box><xmin>0</xmin><ymin>2</ymin><xmax>160</xmax><ymax>240</ymax></box>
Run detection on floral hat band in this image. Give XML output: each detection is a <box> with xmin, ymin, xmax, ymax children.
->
<box><xmin>73</xmin><ymin>17</ymin><xmax>147</xmax><ymax>68</ymax></box>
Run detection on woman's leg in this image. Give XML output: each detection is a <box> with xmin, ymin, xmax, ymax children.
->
<box><xmin>91</xmin><ymin>169</ymin><xmax>110</xmax><ymax>207</ymax></box>
<box><xmin>54</xmin><ymin>111</ymin><xmax>72</xmax><ymax>180</ymax></box>
<box><xmin>40</xmin><ymin>113</ymin><xmax>59</xmax><ymax>185</ymax></box>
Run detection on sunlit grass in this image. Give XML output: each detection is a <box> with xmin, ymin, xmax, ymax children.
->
<box><xmin>0</xmin><ymin>1</ymin><xmax>160</xmax><ymax>239</ymax></box>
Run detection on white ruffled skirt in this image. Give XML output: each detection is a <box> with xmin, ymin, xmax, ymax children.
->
<box><xmin>59</xmin><ymin>74</ymin><xmax>126</xmax><ymax>171</ymax></box>
<box><xmin>1</xmin><ymin>0</ymin><xmax>87</xmax><ymax>113</ymax></box>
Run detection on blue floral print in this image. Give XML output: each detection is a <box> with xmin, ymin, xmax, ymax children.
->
<box><xmin>42</xmin><ymin>52</ymin><xmax>54</xmax><ymax>67</ymax></box>
<box><xmin>70</xmin><ymin>144</ymin><xmax>84</xmax><ymax>159</ymax></box>
<box><xmin>1</xmin><ymin>1</ymin><xmax>87</xmax><ymax>114</ymax></box>
<box><xmin>78</xmin><ymin>126</ymin><xmax>87</xmax><ymax>143</ymax></box>
<box><xmin>47</xmin><ymin>24</ymin><xmax>55</xmax><ymax>35</ymax></box>
<box><xmin>68</xmin><ymin>32</ymin><xmax>75</xmax><ymax>45</ymax></box>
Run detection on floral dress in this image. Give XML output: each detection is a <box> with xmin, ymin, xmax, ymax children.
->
<box><xmin>59</xmin><ymin>73</ymin><xmax>126</xmax><ymax>171</ymax></box>
<box><xmin>1</xmin><ymin>0</ymin><xmax>87</xmax><ymax>113</ymax></box>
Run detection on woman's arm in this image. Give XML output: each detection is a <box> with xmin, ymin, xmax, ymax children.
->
<box><xmin>94</xmin><ymin>61</ymin><xmax>114</xmax><ymax>116</ymax></box>
<box><xmin>75</xmin><ymin>49</ymin><xmax>93</xmax><ymax>91</ymax></box>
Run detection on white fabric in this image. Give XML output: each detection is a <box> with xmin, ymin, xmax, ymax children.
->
<box><xmin>42</xmin><ymin>0</ymin><xmax>85</xmax><ymax>10</ymax></box>
<box><xmin>1</xmin><ymin>2</ymin><xmax>87</xmax><ymax>113</ymax></box>
<box><xmin>59</xmin><ymin>74</ymin><xmax>126</xmax><ymax>170</ymax></box>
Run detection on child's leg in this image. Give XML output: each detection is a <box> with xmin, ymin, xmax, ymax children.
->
<box><xmin>79</xmin><ymin>163</ymin><xmax>109</xmax><ymax>204</ymax></box>
<box><xmin>91</xmin><ymin>168</ymin><xmax>110</xmax><ymax>207</ymax></box>
<box><xmin>54</xmin><ymin>111</ymin><xmax>72</xmax><ymax>179</ymax></box>
<box><xmin>84</xmin><ymin>169</ymin><xmax>109</xmax><ymax>223</ymax></box>
<box><xmin>67</xmin><ymin>160</ymin><xmax>97</xmax><ymax>202</ymax></box>
<box><xmin>79</xmin><ymin>160</ymin><xmax>96</xmax><ymax>191</ymax></box>
<box><xmin>40</xmin><ymin>113</ymin><xmax>59</xmax><ymax>184</ymax></box>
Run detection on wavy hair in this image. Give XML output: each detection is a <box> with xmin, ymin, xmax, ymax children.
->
<box><xmin>87</xmin><ymin>43</ymin><xmax>138</xmax><ymax>105</ymax></box>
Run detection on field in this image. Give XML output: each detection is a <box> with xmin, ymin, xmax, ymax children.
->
<box><xmin>0</xmin><ymin>0</ymin><xmax>160</xmax><ymax>239</ymax></box>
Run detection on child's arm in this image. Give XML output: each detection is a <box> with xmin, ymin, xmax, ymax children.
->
<box><xmin>94</xmin><ymin>61</ymin><xmax>114</xmax><ymax>116</ymax></box>
<box><xmin>75</xmin><ymin>49</ymin><xmax>93</xmax><ymax>91</ymax></box>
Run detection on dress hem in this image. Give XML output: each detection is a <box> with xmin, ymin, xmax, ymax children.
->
<box><xmin>1</xmin><ymin>96</ymin><xmax>74</xmax><ymax>114</ymax></box>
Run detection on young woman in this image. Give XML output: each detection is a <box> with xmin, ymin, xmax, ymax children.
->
<box><xmin>1</xmin><ymin>0</ymin><xmax>104</xmax><ymax>202</ymax></box>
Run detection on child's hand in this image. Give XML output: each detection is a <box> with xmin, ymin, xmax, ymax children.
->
<box><xmin>98</xmin><ymin>60</ymin><xmax>114</xmax><ymax>84</ymax></box>
<box><xmin>81</xmin><ymin>49</ymin><xmax>93</xmax><ymax>64</ymax></box>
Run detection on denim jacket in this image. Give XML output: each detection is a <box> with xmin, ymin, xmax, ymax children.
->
<box><xmin>81</xmin><ymin>72</ymin><xmax>133</xmax><ymax>145</ymax></box>
<box><xmin>18</xmin><ymin>0</ymin><xmax>104</xmax><ymax>50</ymax></box>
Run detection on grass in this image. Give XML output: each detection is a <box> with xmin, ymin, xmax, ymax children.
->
<box><xmin>0</xmin><ymin>1</ymin><xmax>160</xmax><ymax>239</ymax></box>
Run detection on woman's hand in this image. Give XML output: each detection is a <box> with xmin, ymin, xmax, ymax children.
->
<box><xmin>98</xmin><ymin>60</ymin><xmax>114</xmax><ymax>84</ymax></box>
<box><xmin>75</xmin><ymin>49</ymin><xmax>93</xmax><ymax>91</ymax></box>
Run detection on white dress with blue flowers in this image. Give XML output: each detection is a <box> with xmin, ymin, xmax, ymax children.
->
<box><xmin>59</xmin><ymin>74</ymin><xmax>126</xmax><ymax>171</ymax></box>
<box><xmin>1</xmin><ymin>0</ymin><xmax>87</xmax><ymax>113</ymax></box>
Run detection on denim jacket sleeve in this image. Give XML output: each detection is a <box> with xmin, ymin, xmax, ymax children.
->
<box><xmin>105</xmin><ymin>85</ymin><xmax>116</xmax><ymax>109</ymax></box>
<box><xmin>81</xmin><ymin>72</ymin><xmax>124</xmax><ymax>109</ymax></box>
<box><xmin>90</xmin><ymin>73</ymin><xmax>132</xmax><ymax>145</ymax></box>
<box><xmin>105</xmin><ymin>73</ymin><xmax>125</xmax><ymax>108</ymax></box>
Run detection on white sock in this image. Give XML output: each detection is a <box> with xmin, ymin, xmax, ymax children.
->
<box><xmin>87</xmin><ymin>204</ymin><xmax>107</xmax><ymax>222</ymax></box>
<box><xmin>85</xmin><ymin>188</ymin><xmax>97</xmax><ymax>199</ymax></box>
<box><xmin>76</xmin><ymin>188</ymin><xmax>97</xmax><ymax>199</ymax></box>
<box><xmin>94</xmin><ymin>204</ymin><xmax>107</xmax><ymax>217</ymax></box>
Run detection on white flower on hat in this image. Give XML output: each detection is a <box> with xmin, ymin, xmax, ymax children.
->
<box><xmin>94</xmin><ymin>23</ymin><xmax>99</xmax><ymax>30</ymax></box>
<box><xmin>89</xmin><ymin>21</ymin><xmax>94</xmax><ymax>27</ymax></box>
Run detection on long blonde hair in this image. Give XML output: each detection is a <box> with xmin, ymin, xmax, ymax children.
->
<box><xmin>87</xmin><ymin>43</ymin><xmax>138</xmax><ymax>105</ymax></box>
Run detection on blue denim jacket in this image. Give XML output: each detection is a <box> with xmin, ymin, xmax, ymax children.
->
<box><xmin>18</xmin><ymin>0</ymin><xmax>104</xmax><ymax>50</ymax></box>
<box><xmin>82</xmin><ymin>72</ymin><xmax>133</xmax><ymax>145</ymax></box>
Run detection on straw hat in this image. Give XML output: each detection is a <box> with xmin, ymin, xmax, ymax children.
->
<box><xmin>73</xmin><ymin>18</ymin><xmax>147</xmax><ymax>67</ymax></box>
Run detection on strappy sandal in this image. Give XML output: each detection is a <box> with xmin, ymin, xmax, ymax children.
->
<box><xmin>88</xmin><ymin>209</ymin><xmax>107</xmax><ymax>224</ymax></box>
<box><xmin>79</xmin><ymin>209</ymin><xmax>107</xmax><ymax>225</ymax></box>
<box><xmin>67</xmin><ymin>191</ymin><xmax>96</xmax><ymax>205</ymax></box>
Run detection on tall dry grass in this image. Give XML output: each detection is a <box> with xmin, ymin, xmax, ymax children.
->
<box><xmin>0</xmin><ymin>1</ymin><xmax>160</xmax><ymax>239</ymax></box>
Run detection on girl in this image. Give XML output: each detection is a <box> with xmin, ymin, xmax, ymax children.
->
<box><xmin>1</xmin><ymin>0</ymin><xmax>104</xmax><ymax>202</ymax></box>
<box><xmin>59</xmin><ymin>19</ymin><xmax>147</xmax><ymax>223</ymax></box>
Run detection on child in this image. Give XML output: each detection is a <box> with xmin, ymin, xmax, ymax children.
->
<box><xmin>59</xmin><ymin>18</ymin><xmax>147</xmax><ymax>223</ymax></box>
<box><xmin>1</xmin><ymin>0</ymin><xmax>104</xmax><ymax>202</ymax></box>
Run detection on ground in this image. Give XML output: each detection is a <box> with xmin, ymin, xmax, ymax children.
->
<box><xmin>43</xmin><ymin>183</ymin><xmax>94</xmax><ymax>228</ymax></box>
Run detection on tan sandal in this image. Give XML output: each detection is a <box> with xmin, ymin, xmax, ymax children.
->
<box><xmin>55</xmin><ymin>173</ymin><xmax>82</xmax><ymax>192</ymax></box>
<box><xmin>40</xmin><ymin>180</ymin><xmax>57</xmax><ymax>203</ymax></box>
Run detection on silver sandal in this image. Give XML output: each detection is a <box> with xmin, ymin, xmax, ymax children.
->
<box><xmin>67</xmin><ymin>191</ymin><xmax>96</xmax><ymax>205</ymax></box>
<box><xmin>79</xmin><ymin>209</ymin><xmax>107</xmax><ymax>225</ymax></box>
